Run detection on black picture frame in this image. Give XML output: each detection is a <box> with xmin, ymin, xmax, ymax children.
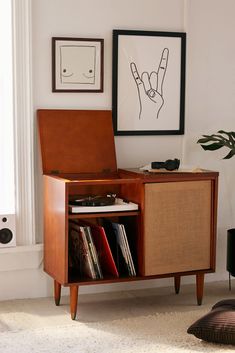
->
<box><xmin>52</xmin><ymin>37</ymin><xmax>104</xmax><ymax>93</ymax></box>
<box><xmin>112</xmin><ymin>30</ymin><xmax>186</xmax><ymax>135</ymax></box>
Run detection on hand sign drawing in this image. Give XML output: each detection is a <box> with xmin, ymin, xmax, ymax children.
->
<box><xmin>130</xmin><ymin>48</ymin><xmax>169</xmax><ymax>120</ymax></box>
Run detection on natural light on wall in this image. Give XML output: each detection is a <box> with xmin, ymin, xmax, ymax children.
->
<box><xmin>0</xmin><ymin>0</ymin><xmax>15</xmax><ymax>214</ymax></box>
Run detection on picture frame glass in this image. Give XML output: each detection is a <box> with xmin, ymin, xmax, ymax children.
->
<box><xmin>112</xmin><ymin>30</ymin><xmax>186</xmax><ymax>135</ymax></box>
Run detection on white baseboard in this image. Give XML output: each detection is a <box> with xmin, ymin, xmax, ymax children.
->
<box><xmin>0</xmin><ymin>270</ymin><xmax>229</xmax><ymax>302</ymax></box>
<box><xmin>0</xmin><ymin>244</ymin><xmax>230</xmax><ymax>301</ymax></box>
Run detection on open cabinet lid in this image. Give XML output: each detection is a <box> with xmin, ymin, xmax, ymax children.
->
<box><xmin>37</xmin><ymin>109</ymin><xmax>117</xmax><ymax>175</ymax></box>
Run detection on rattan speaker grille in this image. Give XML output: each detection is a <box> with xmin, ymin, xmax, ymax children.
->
<box><xmin>144</xmin><ymin>180</ymin><xmax>211</xmax><ymax>276</ymax></box>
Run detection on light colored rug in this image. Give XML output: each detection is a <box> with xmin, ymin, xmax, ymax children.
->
<box><xmin>0</xmin><ymin>308</ymin><xmax>234</xmax><ymax>353</ymax></box>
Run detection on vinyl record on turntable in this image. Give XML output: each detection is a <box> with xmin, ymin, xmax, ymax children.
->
<box><xmin>70</xmin><ymin>194</ymin><xmax>116</xmax><ymax>207</ymax></box>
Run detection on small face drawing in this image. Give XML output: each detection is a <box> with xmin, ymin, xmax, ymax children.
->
<box><xmin>60</xmin><ymin>45</ymin><xmax>96</xmax><ymax>84</ymax></box>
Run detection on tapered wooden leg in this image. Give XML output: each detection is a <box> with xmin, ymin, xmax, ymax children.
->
<box><xmin>54</xmin><ymin>280</ymin><xmax>61</xmax><ymax>306</ymax></box>
<box><xmin>70</xmin><ymin>285</ymin><xmax>79</xmax><ymax>320</ymax></box>
<box><xmin>196</xmin><ymin>273</ymin><xmax>204</xmax><ymax>305</ymax></box>
<box><xmin>174</xmin><ymin>275</ymin><xmax>181</xmax><ymax>294</ymax></box>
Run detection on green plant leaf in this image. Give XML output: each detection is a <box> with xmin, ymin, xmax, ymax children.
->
<box><xmin>201</xmin><ymin>143</ymin><xmax>223</xmax><ymax>151</ymax></box>
<box><xmin>197</xmin><ymin>130</ymin><xmax>235</xmax><ymax>159</ymax></box>
<box><xmin>197</xmin><ymin>137</ymin><xmax>215</xmax><ymax>144</ymax></box>
<box><xmin>217</xmin><ymin>130</ymin><xmax>235</xmax><ymax>144</ymax></box>
<box><xmin>218</xmin><ymin>130</ymin><xmax>235</xmax><ymax>137</ymax></box>
<box><xmin>201</xmin><ymin>134</ymin><xmax>226</xmax><ymax>141</ymax></box>
<box><xmin>223</xmin><ymin>150</ymin><xmax>235</xmax><ymax>159</ymax></box>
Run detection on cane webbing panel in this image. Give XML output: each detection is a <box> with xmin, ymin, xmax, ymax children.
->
<box><xmin>144</xmin><ymin>181</ymin><xmax>211</xmax><ymax>276</ymax></box>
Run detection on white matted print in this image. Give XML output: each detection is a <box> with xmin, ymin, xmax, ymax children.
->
<box><xmin>52</xmin><ymin>37</ymin><xmax>104</xmax><ymax>92</ymax></box>
<box><xmin>112</xmin><ymin>30</ymin><xmax>186</xmax><ymax>135</ymax></box>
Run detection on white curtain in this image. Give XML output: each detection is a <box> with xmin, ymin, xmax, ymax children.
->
<box><xmin>0</xmin><ymin>0</ymin><xmax>15</xmax><ymax>215</ymax></box>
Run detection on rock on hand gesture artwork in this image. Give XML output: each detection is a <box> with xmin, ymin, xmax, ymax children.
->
<box><xmin>130</xmin><ymin>48</ymin><xmax>169</xmax><ymax>120</ymax></box>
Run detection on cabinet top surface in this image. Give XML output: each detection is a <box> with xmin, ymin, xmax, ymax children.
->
<box><xmin>119</xmin><ymin>168</ymin><xmax>219</xmax><ymax>181</ymax></box>
<box><xmin>37</xmin><ymin>109</ymin><xmax>117</xmax><ymax>175</ymax></box>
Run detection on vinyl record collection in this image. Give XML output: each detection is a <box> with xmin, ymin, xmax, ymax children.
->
<box><xmin>69</xmin><ymin>219</ymin><xmax>136</xmax><ymax>280</ymax></box>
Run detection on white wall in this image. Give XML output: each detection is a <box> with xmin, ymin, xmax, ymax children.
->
<box><xmin>184</xmin><ymin>0</ymin><xmax>235</xmax><ymax>281</ymax></box>
<box><xmin>33</xmin><ymin>0</ymin><xmax>185</xmax><ymax>167</ymax></box>
<box><xmin>32</xmin><ymin>0</ymin><xmax>185</xmax><ymax>246</ymax></box>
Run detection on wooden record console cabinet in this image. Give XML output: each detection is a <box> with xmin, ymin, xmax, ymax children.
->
<box><xmin>38</xmin><ymin>109</ymin><xmax>218</xmax><ymax>320</ymax></box>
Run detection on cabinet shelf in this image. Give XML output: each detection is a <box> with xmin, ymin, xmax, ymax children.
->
<box><xmin>67</xmin><ymin>268</ymin><xmax>214</xmax><ymax>286</ymax></box>
<box><xmin>68</xmin><ymin>274</ymin><xmax>141</xmax><ymax>286</ymax></box>
<box><xmin>68</xmin><ymin>211</ymin><xmax>140</xmax><ymax>219</ymax></box>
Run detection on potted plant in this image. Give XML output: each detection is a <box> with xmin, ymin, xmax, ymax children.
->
<box><xmin>197</xmin><ymin>130</ymin><xmax>235</xmax><ymax>159</ymax></box>
<box><xmin>198</xmin><ymin>130</ymin><xmax>235</xmax><ymax>290</ymax></box>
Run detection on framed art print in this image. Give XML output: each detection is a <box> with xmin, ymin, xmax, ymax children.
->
<box><xmin>52</xmin><ymin>37</ymin><xmax>104</xmax><ymax>92</ymax></box>
<box><xmin>112</xmin><ymin>30</ymin><xmax>186</xmax><ymax>135</ymax></box>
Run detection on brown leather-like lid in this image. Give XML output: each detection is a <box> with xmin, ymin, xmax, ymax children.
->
<box><xmin>37</xmin><ymin>109</ymin><xmax>117</xmax><ymax>175</ymax></box>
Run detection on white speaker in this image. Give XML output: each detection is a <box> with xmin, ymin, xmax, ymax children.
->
<box><xmin>0</xmin><ymin>214</ymin><xmax>16</xmax><ymax>248</ymax></box>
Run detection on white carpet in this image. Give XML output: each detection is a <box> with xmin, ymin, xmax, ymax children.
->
<box><xmin>0</xmin><ymin>309</ymin><xmax>234</xmax><ymax>353</ymax></box>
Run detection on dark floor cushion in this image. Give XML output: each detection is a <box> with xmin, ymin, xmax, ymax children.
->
<box><xmin>187</xmin><ymin>299</ymin><xmax>235</xmax><ymax>345</ymax></box>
